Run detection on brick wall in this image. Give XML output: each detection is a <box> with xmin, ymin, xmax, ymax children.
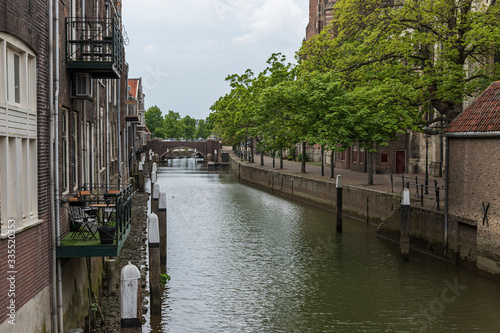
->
<box><xmin>0</xmin><ymin>0</ymin><xmax>52</xmax><ymax>328</ymax></box>
<box><xmin>448</xmin><ymin>137</ymin><xmax>500</xmax><ymax>275</ymax></box>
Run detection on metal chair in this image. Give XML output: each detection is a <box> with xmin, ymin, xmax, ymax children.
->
<box><xmin>66</xmin><ymin>201</ymin><xmax>98</xmax><ymax>241</ymax></box>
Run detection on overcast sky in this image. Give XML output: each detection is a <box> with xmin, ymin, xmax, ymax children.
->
<box><xmin>122</xmin><ymin>0</ymin><xmax>309</xmax><ymax>120</ymax></box>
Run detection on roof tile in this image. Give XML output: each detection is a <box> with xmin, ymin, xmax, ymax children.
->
<box><xmin>445</xmin><ymin>81</ymin><xmax>500</xmax><ymax>133</ymax></box>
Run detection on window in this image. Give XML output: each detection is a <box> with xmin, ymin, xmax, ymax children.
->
<box><xmin>62</xmin><ymin>108</ymin><xmax>69</xmax><ymax>194</ymax></box>
<box><xmin>353</xmin><ymin>146</ymin><xmax>358</xmax><ymax>163</ymax></box>
<box><xmin>72</xmin><ymin>112</ymin><xmax>78</xmax><ymax>190</ymax></box>
<box><xmin>380</xmin><ymin>153</ymin><xmax>389</xmax><ymax>163</ymax></box>
<box><xmin>359</xmin><ymin>148</ymin><xmax>365</xmax><ymax>164</ymax></box>
<box><xmin>341</xmin><ymin>151</ymin><xmax>345</xmax><ymax>161</ymax></box>
<box><xmin>0</xmin><ymin>33</ymin><xmax>38</xmax><ymax>233</ymax></box>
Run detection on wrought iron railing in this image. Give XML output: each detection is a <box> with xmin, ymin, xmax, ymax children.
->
<box><xmin>65</xmin><ymin>17</ymin><xmax>123</xmax><ymax>73</ymax></box>
<box><xmin>59</xmin><ymin>184</ymin><xmax>135</xmax><ymax>245</ymax></box>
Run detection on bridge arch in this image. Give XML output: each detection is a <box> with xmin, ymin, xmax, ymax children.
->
<box><xmin>147</xmin><ymin>139</ymin><xmax>222</xmax><ymax>162</ymax></box>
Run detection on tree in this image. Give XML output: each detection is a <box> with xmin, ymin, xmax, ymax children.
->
<box><xmin>145</xmin><ymin>105</ymin><xmax>165</xmax><ymax>138</ymax></box>
<box><xmin>195</xmin><ymin>119</ymin><xmax>210</xmax><ymax>139</ymax></box>
<box><xmin>163</xmin><ymin>110</ymin><xmax>183</xmax><ymax>139</ymax></box>
<box><xmin>299</xmin><ymin>0</ymin><xmax>500</xmax><ymax>124</ymax></box>
<box><xmin>180</xmin><ymin>115</ymin><xmax>197</xmax><ymax>140</ymax></box>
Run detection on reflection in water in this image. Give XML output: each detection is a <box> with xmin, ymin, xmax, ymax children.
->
<box><xmin>144</xmin><ymin>159</ymin><xmax>500</xmax><ymax>333</ymax></box>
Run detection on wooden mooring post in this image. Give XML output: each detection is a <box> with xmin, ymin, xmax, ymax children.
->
<box><xmin>400</xmin><ymin>188</ymin><xmax>411</xmax><ymax>261</ymax></box>
<box><xmin>159</xmin><ymin>190</ymin><xmax>167</xmax><ymax>273</ymax></box>
<box><xmin>336</xmin><ymin>175</ymin><xmax>343</xmax><ymax>233</ymax></box>
<box><xmin>152</xmin><ymin>183</ymin><xmax>160</xmax><ymax>216</ymax></box>
<box><xmin>120</xmin><ymin>262</ymin><xmax>142</xmax><ymax>333</ymax></box>
<box><xmin>148</xmin><ymin>213</ymin><xmax>161</xmax><ymax>315</ymax></box>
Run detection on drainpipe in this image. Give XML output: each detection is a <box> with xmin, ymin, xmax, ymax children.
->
<box><xmin>54</xmin><ymin>0</ymin><xmax>64</xmax><ymax>332</ymax></box>
<box><xmin>118</xmin><ymin>77</ymin><xmax>122</xmax><ymax>188</ymax></box>
<box><xmin>48</xmin><ymin>0</ymin><xmax>58</xmax><ymax>332</ymax></box>
<box><xmin>106</xmin><ymin>79</ymin><xmax>110</xmax><ymax>188</ymax></box>
<box><xmin>444</xmin><ymin>136</ymin><xmax>449</xmax><ymax>257</ymax></box>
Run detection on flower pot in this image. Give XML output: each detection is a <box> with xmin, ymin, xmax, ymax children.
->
<box><xmin>98</xmin><ymin>226</ymin><xmax>116</xmax><ymax>244</ymax></box>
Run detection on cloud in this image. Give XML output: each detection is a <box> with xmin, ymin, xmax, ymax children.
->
<box><xmin>144</xmin><ymin>44</ymin><xmax>156</xmax><ymax>53</ymax></box>
<box><xmin>233</xmin><ymin>0</ymin><xmax>307</xmax><ymax>45</ymax></box>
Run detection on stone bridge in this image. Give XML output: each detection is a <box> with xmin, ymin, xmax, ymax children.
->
<box><xmin>147</xmin><ymin>139</ymin><xmax>222</xmax><ymax>161</ymax></box>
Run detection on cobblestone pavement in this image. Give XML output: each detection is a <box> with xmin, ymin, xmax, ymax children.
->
<box><xmin>224</xmin><ymin>148</ymin><xmax>445</xmax><ymax>211</ymax></box>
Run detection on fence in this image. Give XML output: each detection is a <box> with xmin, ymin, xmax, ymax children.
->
<box><xmin>390</xmin><ymin>174</ymin><xmax>444</xmax><ymax>210</ymax></box>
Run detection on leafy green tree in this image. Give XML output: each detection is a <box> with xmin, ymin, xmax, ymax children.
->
<box><xmin>195</xmin><ymin>119</ymin><xmax>210</xmax><ymax>139</ymax></box>
<box><xmin>299</xmin><ymin>0</ymin><xmax>500</xmax><ymax>124</ymax></box>
<box><xmin>145</xmin><ymin>105</ymin><xmax>165</xmax><ymax>138</ymax></box>
<box><xmin>180</xmin><ymin>115</ymin><xmax>197</xmax><ymax>140</ymax></box>
<box><xmin>163</xmin><ymin>110</ymin><xmax>183</xmax><ymax>139</ymax></box>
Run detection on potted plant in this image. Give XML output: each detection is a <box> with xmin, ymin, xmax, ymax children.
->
<box><xmin>98</xmin><ymin>219</ymin><xmax>116</xmax><ymax>244</ymax></box>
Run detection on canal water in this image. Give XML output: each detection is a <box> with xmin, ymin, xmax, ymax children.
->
<box><xmin>147</xmin><ymin>159</ymin><xmax>500</xmax><ymax>333</ymax></box>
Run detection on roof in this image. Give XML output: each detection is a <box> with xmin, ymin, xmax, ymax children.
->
<box><xmin>128</xmin><ymin>78</ymin><xmax>140</xmax><ymax>99</ymax></box>
<box><xmin>444</xmin><ymin>81</ymin><xmax>500</xmax><ymax>134</ymax></box>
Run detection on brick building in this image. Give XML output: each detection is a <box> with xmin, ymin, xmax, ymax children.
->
<box><xmin>126</xmin><ymin>77</ymin><xmax>150</xmax><ymax>173</ymax></box>
<box><xmin>0</xmin><ymin>0</ymin><xmax>52</xmax><ymax>331</ymax></box>
<box><xmin>0</xmin><ymin>0</ymin><xmax>135</xmax><ymax>332</ymax></box>
<box><xmin>444</xmin><ymin>81</ymin><xmax>500</xmax><ymax>277</ymax></box>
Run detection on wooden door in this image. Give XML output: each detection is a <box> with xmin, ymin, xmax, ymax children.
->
<box><xmin>395</xmin><ymin>150</ymin><xmax>406</xmax><ymax>174</ymax></box>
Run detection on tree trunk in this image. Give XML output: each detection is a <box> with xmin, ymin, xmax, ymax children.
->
<box><xmin>280</xmin><ymin>149</ymin><xmax>284</xmax><ymax>169</ymax></box>
<box><xmin>367</xmin><ymin>142</ymin><xmax>375</xmax><ymax>185</ymax></box>
<box><xmin>321</xmin><ymin>145</ymin><xmax>324</xmax><ymax>177</ymax></box>
<box><xmin>301</xmin><ymin>142</ymin><xmax>306</xmax><ymax>173</ymax></box>
<box><xmin>260</xmin><ymin>149</ymin><xmax>264</xmax><ymax>166</ymax></box>
<box><xmin>330</xmin><ymin>150</ymin><xmax>335</xmax><ymax>178</ymax></box>
<box><xmin>250</xmin><ymin>139</ymin><xmax>254</xmax><ymax>163</ymax></box>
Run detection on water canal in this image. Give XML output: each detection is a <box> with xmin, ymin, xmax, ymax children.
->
<box><xmin>146</xmin><ymin>159</ymin><xmax>500</xmax><ymax>333</ymax></box>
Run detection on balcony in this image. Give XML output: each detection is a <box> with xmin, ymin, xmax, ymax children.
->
<box><xmin>66</xmin><ymin>17</ymin><xmax>123</xmax><ymax>79</ymax></box>
<box><xmin>56</xmin><ymin>185</ymin><xmax>135</xmax><ymax>258</ymax></box>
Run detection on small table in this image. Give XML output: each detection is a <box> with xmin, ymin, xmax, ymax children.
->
<box><xmin>89</xmin><ymin>203</ymin><xmax>116</xmax><ymax>225</ymax></box>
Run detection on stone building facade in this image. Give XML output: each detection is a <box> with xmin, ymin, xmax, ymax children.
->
<box><xmin>444</xmin><ymin>81</ymin><xmax>500</xmax><ymax>277</ymax></box>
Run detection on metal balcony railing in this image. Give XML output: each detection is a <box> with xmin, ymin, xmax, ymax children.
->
<box><xmin>65</xmin><ymin>17</ymin><xmax>123</xmax><ymax>78</ymax></box>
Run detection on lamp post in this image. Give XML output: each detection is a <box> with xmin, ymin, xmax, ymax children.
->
<box><xmin>423</xmin><ymin>127</ymin><xmax>431</xmax><ymax>194</ymax></box>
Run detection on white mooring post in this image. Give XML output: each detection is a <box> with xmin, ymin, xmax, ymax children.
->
<box><xmin>151</xmin><ymin>170</ymin><xmax>157</xmax><ymax>185</ymax></box>
<box><xmin>148</xmin><ymin>214</ymin><xmax>161</xmax><ymax>315</ymax></box>
<box><xmin>336</xmin><ymin>175</ymin><xmax>343</xmax><ymax>233</ymax></box>
<box><xmin>152</xmin><ymin>183</ymin><xmax>160</xmax><ymax>217</ymax></box>
<box><xmin>120</xmin><ymin>262</ymin><xmax>142</xmax><ymax>333</ymax></box>
<box><xmin>400</xmin><ymin>188</ymin><xmax>411</xmax><ymax>261</ymax></box>
<box><xmin>152</xmin><ymin>162</ymin><xmax>157</xmax><ymax>173</ymax></box>
<box><xmin>138</xmin><ymin>162</ymin><xmax>144</xmax><ymax>192</ymax></box>
<box><xmin>159</xmin><ymin>190</ymin><xmax>167</xmax><ymax>272</ymax></box>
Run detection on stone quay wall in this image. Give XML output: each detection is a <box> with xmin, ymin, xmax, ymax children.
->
<box><xmin>230</xmin><ymin>155</ymin><xmax>496</xmax><ymax>279</ymax></box>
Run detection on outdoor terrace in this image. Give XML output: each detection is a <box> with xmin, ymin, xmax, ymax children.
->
<box><xmin>56</xmin><ymin>184</ymin><xmax>136</xmax><ymax>258</ymax></box>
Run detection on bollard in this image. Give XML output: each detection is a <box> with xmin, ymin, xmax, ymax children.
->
<box><xmin>159</xmin><ymin>191</ymin><xmax>167</xmax><ymax>273</ymax></box>
<box><xmin>400</xmin><ymin>188</ymin><xmax>411</xmax><ymax>261</ymax></box>
<box><xmin>148</xmin><ymin>214</ymin><xmax>161</xmax><ymax>315</ymax></box>
<box><xmin>336</xmin><ymin>175</ymin><xmax>343</xmax><ymax>233</ymax></box>
<box><xmin>151</xmin><ymin>171</ymin><xmax>157</xmax><ymax>185</ymax></box>
<box><xmin>152</xmin><ymin>183</ymin><xmax>160</xmax><ymax>216</ymax></box>
<box><xmin>120</xmin><ymin>262</ymin><xmax>142</xmax><ymax>333</ymax></box>
<box><xmin>106</xmin><ymin>258</ymin><xmax>118</xmax><ymax>296</ymax></box>
<box><xmin>138</xmin><ymin>162</ymin><xmax>144</xmax><ymax>192</ymax></box>
<box><xmin>152</xmin><ymin>162</ymin><xmax>157</xmax><ymax>173</ymax></box>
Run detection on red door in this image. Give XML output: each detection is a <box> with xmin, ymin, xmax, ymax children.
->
<box><xmin>395</xmin><ymin>150</ymin><xmax>406</xmax><ymax>174</ymax></box>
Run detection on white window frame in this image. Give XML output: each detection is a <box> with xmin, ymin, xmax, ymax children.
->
<box><xmin>0</xmin><ymin>33</ymin><xmax>39</xmax><ymax>237</ymax></box>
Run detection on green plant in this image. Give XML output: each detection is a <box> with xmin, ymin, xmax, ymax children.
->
<box><xmin>298</xmin><ymin>153</ymin><xmax>309</xmax><ymax>162</ymax></box>
<box><xmin>91</xmin><ymin>302</ymin><xmax>98</xmax><ymax>312</ymax></box>
<box><xmin>161</xmin><ymin>273</ymin><xmax>171</xmax><ymax>286</ymax></box>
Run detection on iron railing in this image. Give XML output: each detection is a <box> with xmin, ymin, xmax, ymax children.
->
<box><xmin>65</xmin><ymin>17</ymin><xmax>123</xmax><ymax>74</ymax></box>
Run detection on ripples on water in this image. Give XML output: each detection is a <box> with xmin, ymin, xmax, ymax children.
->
<box><xmin>145</xmin><ymin>159</ymin><xmax>500</xmax><ymax>333</ymax></box>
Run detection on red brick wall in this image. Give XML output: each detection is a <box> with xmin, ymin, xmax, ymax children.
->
<box><xmin>0</xmin><ymin>0</ymin><xmax>51</xmax><ymax>325</ymax></box>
